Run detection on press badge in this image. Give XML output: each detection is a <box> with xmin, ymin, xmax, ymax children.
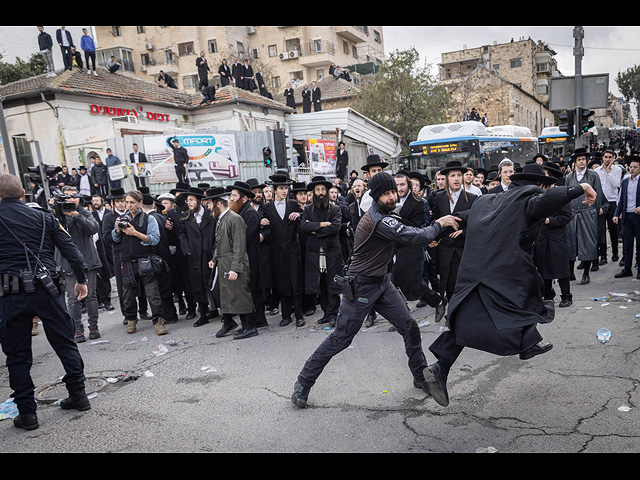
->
<box><xmin>357</xmin><ymin>297</ymin><xmax>369</xmax><ymax>304</ymax></box>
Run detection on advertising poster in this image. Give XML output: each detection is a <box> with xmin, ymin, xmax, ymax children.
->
<box><xmin>307</xmin><ymin>138</ymin><xmax>336</xmax><ymax>176</ymax></box>
<box><xmin>143</xmin><ymin>133</ymin><xmax>239</xmax><ymax>183</ymax></box>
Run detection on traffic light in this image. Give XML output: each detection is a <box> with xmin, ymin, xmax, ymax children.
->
<box><xmin>27</xmin><ymin>164</ymin><xmax>61</xmax><ymax>178</ymax></box>
<box><xmin>579</xmin><ymin>108</ymin><xmax>595</xmax><ymax>134</ymax></box>
<box><xmin>263</xmin><ymin>147</ymin><xmax>272</xmax><ymax>168</ymax></box>
<box><xmin>558</xmin><ymin>110</ymin><xmax>575</xmax><ymax>136</ymax></box>
<box><xmin>273</xmin><ymin>129</ymin><xmax>290</xmax><ymax>168</ymax></box>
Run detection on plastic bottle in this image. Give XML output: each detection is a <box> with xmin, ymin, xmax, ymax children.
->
<box><xmin>596</xmin><ymin>328</ymin><xmax>611</xmax><ymax>343</ymax></box>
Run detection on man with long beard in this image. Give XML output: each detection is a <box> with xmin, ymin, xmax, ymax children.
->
<box><xmin>227</xmin><ymin>181</ymin><xmax>268</xmax><ymax>329</ymax></box>
<box><xmin>292</xmin><ymin>172</ymin><xmax>461</xmax><ymax>408</ymax></box>
<box><xmin>300</xmin><ymin>176</ymin><xmax>343</xmax><ymax>327</ymax></box>
<box><xmin>208</xmin><ymin>188</ymin><xmax>256</xmax><ymax>340</ymax></box>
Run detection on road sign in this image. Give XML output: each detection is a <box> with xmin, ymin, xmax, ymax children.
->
<box><xmin>549</xmin><ymin>74</ymin><xmax>609</xmax><ymax>112</ymax></box>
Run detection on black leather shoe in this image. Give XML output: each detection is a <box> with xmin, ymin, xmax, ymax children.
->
<box><xmin>233</xmin><ymin>328</ymin><xmax>258</xmax><ymax>340</ymax></box>
<box><xmin>60</xmin><ymin>388</ymin><xmax>91</xmax><ymax>411</ymax></box>
<box><xmin>576</xmin><ymin>261</ymin><xmax>586</xmax><ymax>270</ymax></box>
<box><xmin>291</xmin><ymin>381</ymin><xmax>310</xmax><ymax>408</ymax></box>
<box><xmin>13</xmin><ymin>413</ymin><xmax>38</xmax><ymax>430</ymax></box>
<box><xmin>193</xmin><ymin>317</ymin><xmax>209</xmax><ymax>327</ymax></box>
<box><xmin>615</xmin><ymin>270</ymin><xmax>632</xmax><ymax>278</ymax></box>
<box><xmin>413</xmin><ymin>378</ymin><xmax>431</xmax><ymax>396</ymax></box>
<box><xmin>215</xmin><ymin>321</ymin><xmax>238</xmax><ymax>338</ymax></box>
<box><xmin>434</xmin><ymin>297</ymin><xmax>447</xmax><ymax>323</ymax></box>
<box><xmin>580</xmin><ymin>273</ymin><xmax>590</xmax><ymax>285</ymax></box>
<box><xmin>185</xmin><ymin>311</ymin><xmax>196</xmax><ymax>320</ymax></box>
<box><xmin>304</xmin><ymin>306</ymin><xmax>316</xmax><ymax>316</ymax></box>
<box><xmin>104</xmin><ymin>301</ymin><xmax>115</xmax><ymax>311</ymax></box>
<box><xmin>599</xmin><ymin>257</ymin><xmax>607</xmax><ymax>265</ymax></box>
<box><xmin>296</xmin><ymin>317</ymin><xmax>305</xmax><ymax>327</ymax></box>
<box><xmin>519</xmin><ymin>341</ymin><xmax>553</xmax><ymax>360</ymax></box>
<box><xmin>279</xmin><ymin>317</ymin><xmax>292</xmax><ymax>327</ymax></box>
<box><xmin>590</xmin><ymin>263</ymin><xmax>599</xmax><ymax>271</ymax></box>
<box><xmin>558</xmin><ymin>298</ymin><xmax>573</xmax><ymax>308</ymax></box>
<box><xmin>207</xmin><ymin>309</ymin><xmax>219</xmax><ymax>319</ymax></box>
<box><xmin>612</xmin><ymin>254</ymin><xmax>619</xmax><ymax>262</ymax></box>
<box><xmin>423</xmin><ymin>363</ymin><xmax>449</xmax><ymax>407</ymax></box>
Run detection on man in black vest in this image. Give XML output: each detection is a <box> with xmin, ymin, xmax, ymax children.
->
<box><xmin>424</xmin><ymin>164</ymin><xmax>597</xmax><ymax>407</ymax></box>
<box><xmin>112</xmin><ymin>191</ymin><xmax>167</xmax><ymax>336</ymax></box>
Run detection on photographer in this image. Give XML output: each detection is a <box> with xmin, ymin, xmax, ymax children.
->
<box><xmin>111</xmin><ymin>190</ymin><xmax>167</xmax><ymax>336</ymax></box>
<box><xmin>54</xmin><ymin>186</ymin><xmax>102</xmax><ymax>342</ymax></box>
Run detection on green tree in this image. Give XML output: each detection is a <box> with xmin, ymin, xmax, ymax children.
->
<box><xmin>354</xmin><ymin>47</ymin><xmax>453</xmax><ymax>155</ymax></box>
<box><xmin>0</xmin><ymin>53</ymin><xmax>46</xmax><ymax>85</ymax></box>
<box><xmin>616</xmin><ymin>65</ymin><xmax>640</xmax><ymax>119</ymax></box>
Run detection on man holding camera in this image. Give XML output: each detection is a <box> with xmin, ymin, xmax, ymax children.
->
<box><xmin>55</xmin><ymin>186</ymin><xmax>102</xmax><ymax>342</ymax></box>
<box><xmin>111</xmin><ymin>190</ymin><xmax>167</xmax><ymax>336</ymax></box>
<box><xmin>0</xmin><ymin>174</ymin><xmax>91</xmax><ymax>431</ymax></box>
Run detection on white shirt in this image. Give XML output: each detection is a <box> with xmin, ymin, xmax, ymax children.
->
<box><xmin>465</xmin><ymin>184</ymin><xmax>482</xmax><ymax>196</ymax></box>
<box><xmin>194</xmin><ymin>206</ymin><xmax>205</xmax><ymax>224</ymax></box>
<box><xmin>449</xmin><ymin>188</ymin><xmax>462</xmax><ymax>211</ymax></box>
<box><xmin>595</xmin><ymin>164</ymin><xmax>623</xmax><ymax>202</ymax></box>
<box><xmin>626</xmin><ymin>175</ymin><xmax>639</xmax><ymax>213</ymax></box>
<box><xmin>275</xmin><ymin>199</ymin><xmax>287</xmax><ymax>220</ymax></box>
<box><xmin>575</xmin><ymin>168</ymin><xmax>586</xmax><ymax>182</ymax></box>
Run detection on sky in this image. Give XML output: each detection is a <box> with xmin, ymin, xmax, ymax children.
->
<box><xmin>382</xmin><ymin>26</ymin><xmax>640</xmax><ymax>100</ymax></box>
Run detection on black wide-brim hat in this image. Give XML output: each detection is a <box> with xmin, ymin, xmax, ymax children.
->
<box><xmin>510</xmin><ymin>163</ymin><xmax>557</xmax><ymax>185</ymax></box>
<box><xmin>440</xmin><ymin>160</ymin><xmax>467</xmax><ymax>176</ymax></box>
<box><xmin>186</xmin><ymin>187</ymin><xmax>205</xmax><ymax>198</ymax></box>
<box><xmin>290</xmin><ymin>182</ymin><xmax>307</xmax><ymax>192</ymax></box>
<box><xmin>107</xmin><ymin>187</ymin><xmax>126</xmax><ymax>199</ymax></box>
<box><xmin>226</xmin><ymin>181</ymin><xmax>255</xmax><ymax>198</ymax></box>
<box><xmin>408</xmin><ymin>171</ymin><xmax>429</xmax><ymax>187</ymax></box>
<box><xmin>361</xmin><ymin>154</ymin><xmax>388</xmax><ymax>172</ymax></box>
<box><xmin>246</xmin><ymin>178</ymin><xmax>266</xmax><ymax>190</ymax></box>
<box><xmin>268</xmin><ymin>173</ymin><xmax>294</xmax><ymax>186</ymax></box>
<box><xmin>169</xmin><ymin>182</ymin><xmax>191</xmax><ymax>195</ymax></box>
<box><xmin>542</xmin><ymin>161</ymin><xmax>563</xmax><ymax>179</ymax></box>
<box><xmin>307</xmin><ymin>176</ymin><xmax>332</xmax><ymax>191</ymax></box>
<box><xmin>203</xmin><ymin>187</ymin><xmax>227</xmax><ymax>200</ymax></box>
<box><xmin>571</xmin><ymin>148</ymin><xmax>590</xmax><ymax>160</ymax></box>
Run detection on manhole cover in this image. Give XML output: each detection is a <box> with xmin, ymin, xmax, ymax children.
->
<box><xmin>35</xmin><ymin>377</ymin><xmax>108</xmax><ymax>404</ymax></box>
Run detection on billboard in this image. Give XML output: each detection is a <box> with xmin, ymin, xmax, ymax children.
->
<box><xmin>142</xmin><ymin>133</ymin><xmax>239</xmax><ymax>183</ymax></box>
<box><xmin>307</xmin><ymin>138</ymin><xmax>336</xmax><ymax>176</ymax></box>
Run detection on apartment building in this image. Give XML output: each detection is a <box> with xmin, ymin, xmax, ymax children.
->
<box><xmin>93</xmin><ymin>26</ymin><xmax>385</xmax><ymax>94</ymax></box>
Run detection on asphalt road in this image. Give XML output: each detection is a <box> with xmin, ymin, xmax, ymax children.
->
<box><xmin>1</xmin><ymin>256</ymin><xmax>639</xmax><ymax>453</ymax></box>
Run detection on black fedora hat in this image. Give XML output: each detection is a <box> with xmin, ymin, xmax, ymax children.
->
<box><xmin>571</xmin><ymin>147</ymin><xmax>590</xmax><ymax>159</ymax></box>
<box><xmin>203</xmin><ymin>187</ymin><xmax>227</xmax><ymax>200</ymax></box>
<box><xmin>169</xmin><ymin>182</ymin><xmax>191</xmax><ymax>195</ymax></box>
<box><xmin>246</xmin><ymin>178</ymin><xmax>266</xmax><ymax>190</ymax></box>
<box><xmin>408</xmin><ymin>171</ymin><xmax>428</xmax><ymax>188</ymax></box>
<box><xmin>307</xmin><ymin>176</ymin><xmax>332</xmax><ymax>191</ymax></box>
<box><xmin>510</xmin><ymin>163</ymin><xmax>557</xmax><ymax>185</ymax></box>
<box><xmin>361</xmin><ymin>154</ymin><xmax>388</xmax><ymax>172</ymax></box>
<box><xmin>226</xmin><ymin>181</ymin><xmax>256</xmax><ymax>199</ymax></box>
<box><xmin>542</xmin><ymin>161</ymin><xmax>563</xmax><ymax>178</ymax></box>
<box><xmin>107</xmin><ymin>187</ymin><xmax>126</xmax><ymax>199</ymax></box>
<box><xmin>439</xmin><ymin>160</ymin><xmax>467</xmax><ymax>176</ymax></box>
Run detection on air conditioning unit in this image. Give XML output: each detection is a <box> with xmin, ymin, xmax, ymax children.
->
<box><xmin>288</xmin><ymin>50</ymin><xmax>299</xmax><ymax>59</ymax></box>
<box><xmin>247</xmin><ymin>26</ymin><xmax>256</xmax><ymax>34</ymax></box>
<box><xmin>145</xmin><ymin>43</ymin><xmax>154</xmax><ymax>50</ymax></box>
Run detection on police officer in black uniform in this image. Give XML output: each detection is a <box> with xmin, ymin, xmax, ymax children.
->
<box><xmin>0</xmin><ymin>174</ymin><xmax>91</xmax><ymax>431</ymax></box>
<box><xmin>291</xmin><ymin>172</ymin><xmax>461</xmax><ymax>408</ymax></box>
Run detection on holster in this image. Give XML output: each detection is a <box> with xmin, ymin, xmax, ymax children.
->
<box><xmin>334</xmin><ymin>274</ymin><xmax>356</xmax><ymax>302</ymax></box>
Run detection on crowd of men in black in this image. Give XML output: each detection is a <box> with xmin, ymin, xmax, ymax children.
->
<box><xmin>27</xmin><ymin>138</ymin><xmax>640</xmax><ymax>349</ymax></box>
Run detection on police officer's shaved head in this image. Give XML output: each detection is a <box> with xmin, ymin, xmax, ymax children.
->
<box><xmin>0</xmin><ymin>174</ymin><xmax>25</xmax><ymax>200</ymax></box>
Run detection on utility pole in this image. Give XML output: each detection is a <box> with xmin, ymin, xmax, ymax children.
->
<box><xmin>574</xmin><ymin>26</ymin><xmax>584</xmax><ymax>149</ymax></box>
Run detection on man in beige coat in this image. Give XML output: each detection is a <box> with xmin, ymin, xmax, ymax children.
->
<box><xmin>207</xmin><ymin>188</ymin><xmax>256</xmax><ymax>340</ymax></box>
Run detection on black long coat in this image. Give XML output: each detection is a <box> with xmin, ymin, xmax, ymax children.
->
<box><xmin>262</xmin><ymin>200</ymin><xmax>304</xmax><ymax>296</ymax></box>
<box><xmin>336</xmin><ymin>149</ymin><xmax>349</xmax><ymax>179</ymax></box>
<box><xmin>430</xmin><ymin>189</ymin><xmax>477</xmax><ymax>298</ymax></box>
<box><xmin>534</xmin><ymin>202</ymin><xmax>572</xmax><ymax>280</ymax></box>
<box><xmin>284</xmin><ymin>87</ymin><xmax>296</xmax><ymax>108</ymax></box>
<box><xmin>179</xmin><ymin>208</ymin><xmax>216</xmax><ymax>304</ymax></box>
<box><xmin>391</xmin><ymin>192</ymin><xmax>428</xmax><ymax>300</ymax></box>
<box><xmin>447</xmin><ymin>183</ymin><xmax>583</xmax><ymax>342</ymax></box>
<box><xmin>301</xmin><ymin>89</ymin><xmax>311</xmax><ymax>113</ymax></box>
<box><xmin>299</xmin><ymin>203</ymin><xmax>343</xmax><ymax>295</ymax></box>
<box><xmin>255</xmin><ymin>203</ymin><xmax>273</xmax><ymax>293</ymax></box>
<box><xmin>238</xmin><ymin>200</ymin><xmax>261</xmax><ymax>297</ymax></box>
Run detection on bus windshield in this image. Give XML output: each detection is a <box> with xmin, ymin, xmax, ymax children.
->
<box><xmin>409</xmin><ymin>139</ymin><xmax>481</xmax><ymax>182</ymax></box>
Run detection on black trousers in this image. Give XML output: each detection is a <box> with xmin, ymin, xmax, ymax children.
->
<box><xmin>0</xmin><ymin>284</ymin><xmax>86</xmax><ymax>415</ymax></box>
<box><xmin>599</xmin><ymin>201</ymin><xmax>619</xmax><ymax>258</ymax></box>
<box><xmin>622</xmin><ymin>213</ymin><xmax>640</xmax><ymax>271</ymax></box>
<box><xmin>175</xmin><ymin>165</ymin><xmax>187</xmax><ymax>184</ymax></box>
<box><xmin>297</xmin><ymin>274</ymin><xmax>428</xmax><ymax>389</ymax></box>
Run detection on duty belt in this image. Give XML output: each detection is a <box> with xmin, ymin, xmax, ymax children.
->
<box><xmin>353</xmin><ymin>275</ymin><xmax>384</xmax><ymax>285</ymax></box>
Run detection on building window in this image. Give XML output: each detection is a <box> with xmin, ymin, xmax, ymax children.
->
<box><xmin>237</xmin><ymin>42</ymin><xmax>245</xmax><ymax>57</ymax></box>
<box><xmin>183</xmin><ymin>75</ymin><xmax>197</xmax><ymax>90</ymax></box>
<box><xmin>373</xmin><ymin>29</ymin><xmax>381</xmax><ymax>44</ymax></box>
<box><xmin>209</xmin><ymin>39</ymin><xmax>218</xmax><ymax>54</ymax></box>
<box><xmin>272</xmin><ymin>76</ymin><xmax>281</xmax><ymax>89</ymax></box>
<box><xmin>352</xmin><ymin>45</ymin><xmax>358</xmax><ymax>58</ymax></box>
<box><xmin>268</xmin><ymin>45</ymin><xmax>277</xmax><ymax>57</ymax></box>
<box><xmin>510</xmin><ymin>58</ymin><xmax>522</xmax><ymax>68</ymax></box>
<box><xmin>112</xmin><ymin>26</ymin><xmax>122</xmax><ymax>37</ymax></box>
<box><xmin>178</xmin><ymin>42</ymin><xmax>195</xmax><ymax>56</ymax></box>
<box><xmin>313</xmin><ymin>39</ymin><xmax>322</xmax><ymax>54</ymax></box>
<box><xmin>317</xmin><ymin>69</ymin><xmax>324</xmax><ymax>79</ymax></box>
<box><xmin>343</xmin><ymin>41</ymin><xmax>349</xmax><ymax>54</ymax></box>
<box><xmin>136</xmin><ymin>26</ymin><xmax>145</xmax><ymax>34</ymax></box>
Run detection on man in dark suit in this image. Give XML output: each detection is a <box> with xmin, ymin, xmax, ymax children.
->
<box><xmin>487</xmin><ymin>159</ymin><xmax>515</xmax><ymax>194</ymax></box>
<box><xmin>262</xmin><ymin>173</ymin><xmax>305</xmax><ymax>326</ymax></box>
<box><xmin>429</xmin><ymin>161</ymin><xmax>477</xmax><ymax>320</ymax></box>
<box><xmin>312</xmin><ymin>81</ymin><xmax>322</xmax><ymax>111</ymax></box>
<box><xmin>129</xmin><ymin>143</ymin><xmax>149</xmax><ymax>189</ymax></box>
<box><xmin>424</xmin><ymin>164</ymin><xmax>597</xmax><ymax>407</ymax></box>
<box><xmin>614</xmin><ymin>156</ymin><xmax>640</xmax><ymax>278</ymax></box>
<box><xmin>91</xmin><ymin>194</ymin><xmax>114</xmax><ymax>311</ymax></box>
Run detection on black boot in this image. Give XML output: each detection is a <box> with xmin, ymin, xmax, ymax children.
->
<box><xmin>13</xmin><ymin>413</ymin><xmax>38</xmax><ymax>430</ymax></box>
<box><xmin>60</xmin><ymin>388</ymin><xmax>91</xmax><ymax>411</ymax></box>
<box><xmin>291</xmin><ymin>381</ymin><xmax>310</xmax><ymax>408</ymax></box>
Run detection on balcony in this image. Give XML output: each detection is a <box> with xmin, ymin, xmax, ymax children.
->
<box><xmin>335</xmin><ymin>26</ymin><xmax>368</xmax><ymax>43</ymax></box>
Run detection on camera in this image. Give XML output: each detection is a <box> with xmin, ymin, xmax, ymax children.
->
<box><xmin>118</xmin><ymin>211</ymin><xmax>133</xmax><ymax>230</ymax></box>
<box><xmin>53</xmin><ymin>192</ymin><xmax>78</xmax><ymax>213</ymax></box>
